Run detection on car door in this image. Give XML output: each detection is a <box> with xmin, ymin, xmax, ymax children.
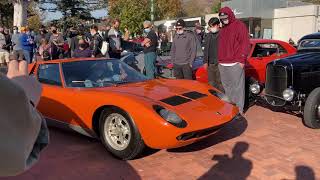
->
<box><xmin>246</xmin><ymin>43</ymin><xmax>288</xmax><ymax>83</ymax></box>
<box><xmin>36</xmin><ymin>63</ymin><xmax>84</xmax><ymax>128</ymax></box>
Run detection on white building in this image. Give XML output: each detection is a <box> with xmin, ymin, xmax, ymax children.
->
<box><xmin>273</xmin><ymin>5</ymin><xmax>320</xmax><ymax>42</ymax></box>
<box><xmin>205</xmin><ymin>0</ymin><xmax>318</xmax><ymax>43</ymax></box>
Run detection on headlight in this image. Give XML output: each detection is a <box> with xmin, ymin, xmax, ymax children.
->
<box><xmin>153</xmin><ymin>105</ymin><xmax>187</xmax><ymax>128</ymax></box>
<box><xmin>208</xmin><ymin>89</ymin><xmax>235</xmax><ymax>105</ymax></box>
<box><xmin>249</xmin><ymin>83</ymin><xmax>261</xmax><ymax>95</ymax></box>
<box><xmin>283</xmin><ymin>88</ymin><xmax>295</xmax><ymax>101</ymax></box>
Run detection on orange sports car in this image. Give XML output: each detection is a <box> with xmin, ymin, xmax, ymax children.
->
<box><xmin>29</xmin><ymin>58</ymin><xmax>239</xmax><ymax>160</ymax></box>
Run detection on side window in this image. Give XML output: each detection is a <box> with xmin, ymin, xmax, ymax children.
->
<box><xmin>38</xmin><ymin>64</ymin><xmax>62</xmax><ymax>86</ymax></box>
<box><xmin>252</xmin><ymin>43</ymin><xmax>287</xmax><ymax>58</ymax></box>
<box><xmin>276</xmin><ymin>44</ymin><xmax>288</xmax><ymax>55</ymax></box>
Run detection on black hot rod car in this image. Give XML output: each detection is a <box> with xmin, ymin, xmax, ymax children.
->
<box><xmin>249</xmin><ymin>32</ymin><xmax>320</xmax><ymax>128</ymax></box>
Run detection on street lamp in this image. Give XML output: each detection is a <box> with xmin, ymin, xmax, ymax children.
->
<box><xmin>151</xmin><ymin>0</ymin><xmax>154</xmax><ymax>22</ymax></box>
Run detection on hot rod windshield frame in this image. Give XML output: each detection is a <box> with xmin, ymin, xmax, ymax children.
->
<box><xmin>298</xmin><ymin>39</ymin><xmax>320</xmax><ymax>50</ymax></box>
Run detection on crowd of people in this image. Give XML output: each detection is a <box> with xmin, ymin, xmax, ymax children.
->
<box><xmin>0</xmin><ymin>6</ymin><xmax>249</xmax><ymax>177</ymax></box>
<box><xmin>0</xmin><ymin>19</ymin><xmax>130</xmax><ymax>67</ymax></box>
<box><xmin>0</xmin><ymin>6</ymin><xmax>249</xmax><ymax>112</ymax></box>
<box><xmin>0</xmin><ymin>6</ymin><xmax>250</xmax><ymax>115</ymax></box>
<box><xmin>170</xmin><ymin>7</ymin><xmax>250</xmax><ymax>114</ymax></box>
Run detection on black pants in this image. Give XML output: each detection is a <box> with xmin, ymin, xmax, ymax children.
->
<box><xmin>208</xmin><ymin>63</ymin><xmax>224</xmax><ymax>93</ymax></box>
<box><xmin>173</xmin><ymin>63</ymin><xmax>193</xmax><ymax>80</ymax></box>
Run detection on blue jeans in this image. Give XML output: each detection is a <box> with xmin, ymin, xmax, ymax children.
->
<box><xmin>23</xmin><ymin>50</ymin><xmax>34</xmax><ymax>64</ymax></box>
<box><xmin>144</xmin><ymin>52</ymin><xmax>157</xmax><ymax>79</ymax></box>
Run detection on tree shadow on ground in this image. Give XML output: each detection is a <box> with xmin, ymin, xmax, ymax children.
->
<box><xmin>168</xmin><ymin>116</ymin><xmax>248</xmax><ymax>153</ymax></box>
<box><xmin>198</xmin><ymin>142</ymin><xmax>252</xmax><ymax>180</ymax></box>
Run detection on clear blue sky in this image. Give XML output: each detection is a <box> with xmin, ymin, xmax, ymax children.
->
<box><xmin>44</xmin><ymin>9</ymin><xmax>108</xmax><ymax>22</ymax></box>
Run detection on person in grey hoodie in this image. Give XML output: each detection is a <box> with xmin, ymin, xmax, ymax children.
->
<box><xmin>170</xmin><ymin>19</ymin><xmax>197</xmax><ymax>80</ymax></box>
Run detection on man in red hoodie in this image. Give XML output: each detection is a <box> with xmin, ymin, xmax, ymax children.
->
<box><xmin>218</xmin><ymin>7</ymin><xmax>250</xmax><ymax>114</ymax></box>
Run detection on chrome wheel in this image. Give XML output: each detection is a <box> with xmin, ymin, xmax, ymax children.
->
<box><xmin>104</xmin><ymin>113</ymin><xmax>131</xmax><ymax>151</ymax></box>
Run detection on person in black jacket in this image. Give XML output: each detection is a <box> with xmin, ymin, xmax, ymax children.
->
<box><xmin>203</xmin><ymin>17</ymin><xmax>224</xmax><ymax>92</ymax></box>
<box><xmin>90</xmin><ymin>25</ymin><xmax>103</xmax><ymax>58</ymax></box>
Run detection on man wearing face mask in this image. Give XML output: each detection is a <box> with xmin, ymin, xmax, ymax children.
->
<box><xmin>203</xmin><ymin>17</ymin><xmax>224</xmax><ymax>92</ymax></box>
<box><xmin>49</xmin><ymin>26</ymin><xmax>64</xmax><ymax>60</ymax></box>
<box><xmin>141</xmin><ymin>21</ymin><xmax>158</xmax><ymax>79</ymax></box>
<box><xmin>170</xmin><ymin>19</ymin><xmax>197</xmax><ymax>80</ymax></box>
<box><xmin>218</xmin><ymin>7</ymin><xmax>250</xmax><ymax>114</ymax></box>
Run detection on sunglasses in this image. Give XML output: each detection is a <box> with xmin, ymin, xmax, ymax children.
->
<box><xmin>219</xmin><ymin>17</ymin><xmax>229</xmax><ymax>21</ymax></box>
<box><xmin>175</xmin><ymin>27</ymin><xmax>183</xmax><ymax>30</ymax></box>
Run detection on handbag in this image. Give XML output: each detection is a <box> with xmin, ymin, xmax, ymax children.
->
<box><xmin>101</xmin><ymin>41</ymin><xmax>109</xmax><ymax>56</ymax></box>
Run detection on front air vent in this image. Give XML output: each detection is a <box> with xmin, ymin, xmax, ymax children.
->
<box><xmin>182</xmin><ymin>91</ymin><xmax>207</xmax><ymax>100</ymax></box>
<box><xmin>160</xmin><ymin>96</ymin><xmax>192</xmax><ymax>106</ymax></box>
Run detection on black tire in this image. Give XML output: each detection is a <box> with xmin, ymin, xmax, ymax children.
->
<box><xmin>99</xmin><ymin>108</ymin><xmax>145</xmax><ymax>160</ymax></box>
<box><xmin>304</xmin><ymin>88</ymin><xmax>320</xmax><ymax>129</ymax></box>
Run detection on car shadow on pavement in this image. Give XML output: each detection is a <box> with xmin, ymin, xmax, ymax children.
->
<box><xmin>198</xmin><ymin>142</ymin><xmax>252</xmax><ymax>180</ymax></box>
<box><xmin>0</xmin><ymin>127</ymin><xmax>142</xmax><ymax>180</ymax></box>
<box><xmin>255</xmin><ymin>100</ymin><xmax>303</xmax><ymax>118</ymax></box>
<box><xmin>168</xmin><ymin>116</ymin><xmax>248</xmax><ymax>153</ymax></box>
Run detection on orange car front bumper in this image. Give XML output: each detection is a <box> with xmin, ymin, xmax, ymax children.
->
<box><xmin>145</xmin><ymin>113</ymin><xmax>240</xmax><ymax>149</ymax></box>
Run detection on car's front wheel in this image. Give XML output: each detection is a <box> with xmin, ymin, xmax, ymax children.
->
<box><xmin>304</xmin><ymin>88</ymin><xmax>320</xmax><ymax>129</ymax></box>
<box><xmin>99</xmin><ymin>108</ymin><xmax>145</xmax><ymax>160</ymax></box>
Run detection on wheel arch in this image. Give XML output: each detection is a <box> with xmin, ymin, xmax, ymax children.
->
<box><xmin>92</xmin><ymin>105</ymin><xmax>137</xmax><ymax>137</ymax></box>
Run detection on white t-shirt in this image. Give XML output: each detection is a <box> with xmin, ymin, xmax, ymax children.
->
<box><xmin>220</xmin><ymin>62</ymin><xmax>238</xmax><ymax>66</ymax></box>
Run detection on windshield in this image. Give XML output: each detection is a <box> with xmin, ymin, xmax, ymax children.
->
<box><xmin>298</xmin><ymin>39</ymin><xmax>320</xmax><ymax>50</ymax></box>
<box><xmin>62</xmin><ymin>59</ymin><xmax>149</xmax><ymax>88</ymax></box>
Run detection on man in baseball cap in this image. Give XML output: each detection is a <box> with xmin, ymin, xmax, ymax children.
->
<box><xmin>170</xmin><ymin>19</ymin><xmax>197</xmax><ymax>79</ymax></box>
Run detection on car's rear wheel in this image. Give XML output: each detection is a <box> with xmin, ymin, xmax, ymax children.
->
<box><xmin>304</xmin><ymin>88</ymin><xmax>320</xmax><ymax>129</ymax></box>
<box><xmin>99</xmin><ymin>108</ymin><xmax>145</xmax><ymax>160</ymax></box>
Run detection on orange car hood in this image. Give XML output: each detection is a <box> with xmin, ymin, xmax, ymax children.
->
<box><xmin>82</xmin><ymin>79</ymin><xmax>237</xmax><ymax>130</ymax></box>
<box><xmin>92</xmin><ymin>79</ymin><xmax>191</xmax><ymax>101</ymax></box>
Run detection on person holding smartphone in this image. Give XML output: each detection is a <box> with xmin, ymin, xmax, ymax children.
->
<box><xmin>20</xmin><ymin>27</ymin><xmax>35</xmax><ymax>64</ymax></box>
<box><xmin>0</xmin><ymin>60</ymin><xmax>49</xmax><ymax>176</ymax></box>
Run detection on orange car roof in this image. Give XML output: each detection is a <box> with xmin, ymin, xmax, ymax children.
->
<box><xmin>250</xmin><ymin>39</ymin><xmax>287</xmax><ymax>44</ymax></box>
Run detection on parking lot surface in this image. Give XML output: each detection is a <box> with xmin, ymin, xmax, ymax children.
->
<box><xmin>1</xmin><ymin>105</ymin><xmax>320</xmax><ymax>180</ymax></box>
